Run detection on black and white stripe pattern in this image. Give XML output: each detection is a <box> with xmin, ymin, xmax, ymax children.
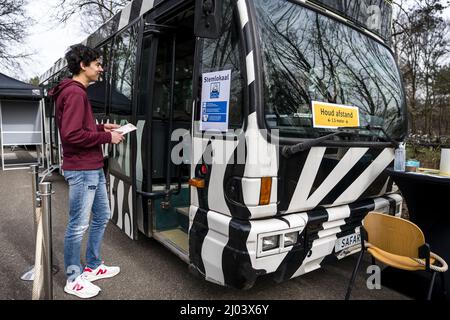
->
<box><xmin>284</xmin><ymin>147</ymin><xmax>395</xmax><ymax>214</ymax></box>
<box><xmin>110</xmin><ymin>174</ymin><xmax>135</xmax><ymax>239</ymax></box>
<box><xmin>187</xmin><ymin>0</ymin><xmax>405</xmax><ymax>289</ymax></box>
<box><xmin>40</xmin><ymin>57</ymin><xmax>68</xmax><ymax>84</ymax></box>
<box><xmin>190</xmin><ymin>192</ymin><xmax>402</xmax><ymax>288</ymax></box>
<box><xmin>237</xmin><ymin>0</ymin><xmax>256</xmax><ymax>114</ymax></box>
<box><xmin>236</xmin><ymin>0</ymin><xmax>279</xmax><ymax>217</ymax></box>
<box><xmin>95</xmin><ymin>118</ymin><xmax>110</xmax><ymax>157</ymax></box>
<box><xmin>190</xmin><ymin>142</ymin><xmax>395</xmax><ymax>221</ymax></box>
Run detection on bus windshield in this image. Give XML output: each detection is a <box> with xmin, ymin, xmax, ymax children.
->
<box><xmin>255</xmin><ymin>0</ymin><xmax>407</xmax><ymax>140</ymax></box>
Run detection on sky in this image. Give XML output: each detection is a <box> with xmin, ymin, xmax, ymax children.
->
<box><xmin>2</xmin><ymin>0</ymin><xmax>450</xmax><ymax>83</ymax></box>
<box><xmin>0</xmin><ymin>0</ymin><xmax>87</xmax><ymax>81</ymax></box>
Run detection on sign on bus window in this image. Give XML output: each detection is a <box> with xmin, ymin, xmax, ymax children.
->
<box><xmin>312</xmin><ymin>101</ymin><xmax>360</xmax><ymax>129</ymax></box>
<box><xmin>200</xmin><ymin>70</ymin><xmax>231</xmax><ymax>132</ymax></box>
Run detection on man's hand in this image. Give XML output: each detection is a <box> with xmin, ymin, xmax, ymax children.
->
<box><xmin>110</xmin><ymin>131</ymin><xmax>124</xmax><ymax>144</ymax></box>
<box><xmin>103</xmin><ymin>123</ymin><xmax>121</xmax><ymax>132</ymax></box>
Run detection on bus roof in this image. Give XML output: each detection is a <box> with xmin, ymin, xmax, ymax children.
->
<box><xmin>307</xmin><ymin>0</ymin><xmax>393</xmax><ymax>41</ymax></box>
<box><xmin>40</xmin><ymin>0</ymin><xmax>394</xmax><ymax>84</ymax></box>
<box><xmin>39</xmin><ymin>0</ymin><xmax>160</xmax><ymax>84</ymax></box>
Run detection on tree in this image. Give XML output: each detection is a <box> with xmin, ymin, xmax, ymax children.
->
<box><xmin>432</xmin><ymin>65</ymin><xmax>450</xmax><ymax>135</ymax></box>
<box><xmin>53</xmin><ymin>0</ymin><xmax>131</xmax><ymax>34</ymax></box>
<box><xmin>392</xmin><ymin>0</ymin><xmax>450</xmax><ymax>136</ymax></box>
<box><xmin>29</xmin><ymin>76</ymin><xmax>40</xmax><ymax>86</ymax></box>
<box><xmin>0</xmin><ymin>0</ymin><xmax>31</xmax><ymax>71</ymax></box>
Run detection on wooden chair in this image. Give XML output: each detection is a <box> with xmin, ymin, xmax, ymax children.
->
<box><xmin>345</xmin><ymin>211</ymin><xmax>448</xmax><ymax>300</ymax></box>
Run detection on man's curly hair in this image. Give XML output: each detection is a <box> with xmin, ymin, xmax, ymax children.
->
<box><xmin>65</xmin><ymin>44</ymin><xmax>101</xmax><ymax>76</ymax></box>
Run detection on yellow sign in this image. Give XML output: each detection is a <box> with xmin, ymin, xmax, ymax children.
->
<box><xmin>312</xmin><ymin>101</ymin><xmax>360</xmax><ymax>128</ymax></box>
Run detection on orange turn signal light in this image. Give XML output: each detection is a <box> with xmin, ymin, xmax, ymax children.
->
<box><xmin>259</xmin><ymin>177</ymin><xmax>272</xmax><ymax>205</ymax></box>
<box><xmin>189</xmin><ymin>178</ymin><xmax>205</xmax><ymax>189</ymax></box>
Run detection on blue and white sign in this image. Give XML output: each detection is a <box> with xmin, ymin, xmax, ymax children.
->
<box><xmin>200</xmin><ymin>70</ymin><xmax>231</xmax><ymax>132</ymax></box>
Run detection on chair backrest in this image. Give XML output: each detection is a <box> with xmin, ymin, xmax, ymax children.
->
<box><xmin>363</xmin><ymin>212</ymin><xmax>425</xmax><ymax>258</ymax></box>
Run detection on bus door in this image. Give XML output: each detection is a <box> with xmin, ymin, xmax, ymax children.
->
<box><xmin>137</xmin><ymin>12</ymin><xmax>195</xmax><ymax>260</ymax></box>
<box><xmin>108</xmin><ymin>23</ymin><xmax>140</xmax><ymax>240</ymax></box>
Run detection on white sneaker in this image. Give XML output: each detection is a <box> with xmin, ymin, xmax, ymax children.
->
<box><xmin>82</xmin><ymin>263</ymin><xmax>120</xmax><ymax>282</ymax></box>
<box><xmin>64</xmin><ymin>274</ymin><xmax>101</xmax><ymax>299</ymax></box>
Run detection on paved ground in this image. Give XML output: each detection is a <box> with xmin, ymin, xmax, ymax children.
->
<box><xmin>0</xmin><ymin>167</ymin><xmax>410</xmax><ymax>300</ymax></box>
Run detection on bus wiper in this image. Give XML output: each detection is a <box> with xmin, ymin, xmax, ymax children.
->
<box><xmin>282</xmin><ymin>128</ymin><xmax>358</xmax><ymax>157</ymax></box>
<box><xmin>281</xmin><ymin>125</ymin><xmax>399</xmax><ymax>158</ymax></box>
<box><xmin>356</xmin><ymin>125</ymin><xmax>400</xmax><ymax>149</ymax></box>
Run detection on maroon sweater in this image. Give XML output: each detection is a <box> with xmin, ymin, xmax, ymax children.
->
<box><xmin>50</xmin><ymin>79</ymin><xmax>111</xmax><ymax>170</ymax></box>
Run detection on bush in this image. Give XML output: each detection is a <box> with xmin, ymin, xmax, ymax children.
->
<box><xmin>406</xmin><ymin>145</ymin><xmax>441</xmax><ymax>169</ymax></box>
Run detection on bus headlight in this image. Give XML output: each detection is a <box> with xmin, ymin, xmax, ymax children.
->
<box><xmin>257</xmin><ymin>227</ymin><xmax>304</xmax><ymax>257</ymax></box>
<box><xmin>262</xmin><ymin>235</ymin><xmax>280</xmax><ymax>251</ymax></box>
<box><xmin>284</xmin><ymin>231</ymin><xmax>298</xmax><ymax>247</ymax></box>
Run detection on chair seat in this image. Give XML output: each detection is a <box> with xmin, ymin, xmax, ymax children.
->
<box><xmin>368</xmin><ymin>246</ymin><xmax>436</xmax><ymax>271</ymax></box>
<box><xmin>346</xmin><ymin>212</ymin><xmax>447</xmax><ymax>300</ymax></box>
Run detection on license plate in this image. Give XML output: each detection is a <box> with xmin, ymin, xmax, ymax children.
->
<box><xmin>335</xmin><ymin>233</ymin><xmax>361</xmax><ymax>252</ymax></box>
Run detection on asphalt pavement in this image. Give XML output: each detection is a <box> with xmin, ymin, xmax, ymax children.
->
<box><xmin>0</xmin><ymin>167</ymin><xmax>409</xmax><ymax>300</ymax></box>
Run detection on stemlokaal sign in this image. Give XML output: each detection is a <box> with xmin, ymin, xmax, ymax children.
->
<box><xmin>200</xmin><ymin>70</ymin><xmax>231</xmax><ymax>132</ymax></box>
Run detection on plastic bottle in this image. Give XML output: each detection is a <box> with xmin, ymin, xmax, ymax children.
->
<box><xmin>394</xmin><ymin>143</ymin><xmax>406</xmax><ymax>171</ymax></box>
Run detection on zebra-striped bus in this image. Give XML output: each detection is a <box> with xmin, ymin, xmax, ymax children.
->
<box><xmin>40</xmin><ymin>0</ymin><xmax>406</xmax><ymax>289</ymax></box>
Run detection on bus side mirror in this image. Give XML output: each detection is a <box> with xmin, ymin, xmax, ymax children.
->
<box><xmin>194</xmin><ymin>0</ymin><xmax>223</xmax><ymax>39</ymax></box>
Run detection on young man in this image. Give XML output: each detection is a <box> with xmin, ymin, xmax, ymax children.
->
<box><xmin>50</xmin><ymin>44</ymin><xmax>124</xmax><ymax>298</ymax></box>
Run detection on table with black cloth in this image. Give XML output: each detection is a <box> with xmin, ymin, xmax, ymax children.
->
<box><xmin>383</xmin><ymin>168</ymin><xmax>449</xmax><ymax>300</ymax></box>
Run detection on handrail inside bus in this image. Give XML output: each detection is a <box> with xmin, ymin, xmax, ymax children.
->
<box><xmin>136</xmin><ymin>180</ymin><xmax>181</xmax><ymax>200</ymax></box>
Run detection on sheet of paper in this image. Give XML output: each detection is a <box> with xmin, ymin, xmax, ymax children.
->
<box><xmin>113</xmin><ymin>123</ymin><xmax>137</xmax><ymax>135</ymax></box>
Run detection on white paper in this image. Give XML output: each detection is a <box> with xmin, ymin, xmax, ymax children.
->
<box><xmin>440</xmin><ymin>148</ymin><xmax>450</xmax><ymax>175</ymax></box>
<box><xmin>200</xmin><ymin>70</ymin><xmax>231</xmax><ymax>132</ymax></box>
<box><xmin>113</xmin><ymin>123</ymin><xmax>137</xmax><ymax>135</ymax></box>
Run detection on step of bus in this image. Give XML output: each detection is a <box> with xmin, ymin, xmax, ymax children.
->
<box><xmin>156</xmin><ymin>228</ymin><xmax>188</xmax><ymax>254</ymax></box>
<box><xmin>176</xmin><ymin>207</ymin><xmax>189</xmax><ymax>217</ymax></box>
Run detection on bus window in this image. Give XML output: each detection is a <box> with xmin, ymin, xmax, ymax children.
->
<box><xmin>137</xmin><ymin>37</ymin><xmax>152</xmax><ymax>117</ymax></box>
<box><xmin>109</xmin><ymin>23</ymin><xmax>139</xmax><ymax>177</ymax></box>
<box><xmin>135</xmin><ymin>36</ymin><xmax>152</xmax><ymax>188</ymax></box>
<box><xmin>200</xmin><ymin>0</ymin><xmax>244</xmax><ymax>129</ymax></box>
<box><xmin>152</xmin><ymin>37</ymin><xmax>171</xmax><ymax>120</ymax></box>
<box><xmin>150</xmin><ymin>22</ymin><xmax>194</xmax><ymax>181</ymax></box>
<box><xmin>255</xmin><ymin>0</ymin><xmax>407</xmax><ymax>140</ymax></box>
<box><xmin>111</xmin><ymin>26</ymin><xmax>137</xmax><ymax>115</ymax></box>
<box><xmin>152</xmin><ymin>21</ymin><xmax>194</xmax><ymax>122</ymax></box>
<box><xmin>87</xmin><ymin>42</ymin><xmax>111</xmax><ymax>114</ymax></box>
<box><xmin>173</xmin><ymin>31</ymin><xmax>194</xmax><ymax>122</ymax></box>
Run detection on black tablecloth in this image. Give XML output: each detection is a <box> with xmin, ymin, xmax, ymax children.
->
<box><xmin>384</xmin><ymin>169</ymin><xmax>450</xmax><ymax>299</ymax></box>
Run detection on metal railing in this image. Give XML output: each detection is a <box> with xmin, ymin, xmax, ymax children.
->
<box><xmin>21</xmin><ymin>165</ymin><xmax>40</xmax><ymax>282</ymax></box>
<box><xmin>32</xmin><ymin>182</ymin><xmax>53</xmax><ymax>300</ymax></box>
<box><xmin>20</xmin><ymin>165</ymin><xmax>56</xmax><ymax>300</ymax></box>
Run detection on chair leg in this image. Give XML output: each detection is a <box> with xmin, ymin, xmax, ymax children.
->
<box><xmin>345</xmin><ymin>250</ymin><xmax>365</xmax><ymax>300</ymax></box>
<box><xmin>440</xmin><ymin>273</ymin><xmax>447</xmax><ymax>299</ymax></box>
<box><xmin>427</xmin><ymin>272</ymin><xmax>437</xmax><ymax>300</ymax></box>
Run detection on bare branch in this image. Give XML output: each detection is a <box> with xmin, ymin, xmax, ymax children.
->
<box><xmin>51</xmin><ymin>0</ymin><xmax>131</xmax><ymax>34</ymax></box>
<box><xmin>0</xmin><ymin>0</ymin><xmax>33</xmax><ymax>71</ymax></box>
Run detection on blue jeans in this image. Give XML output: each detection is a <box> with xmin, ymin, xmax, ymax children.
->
<box><xmin>63</xmin><ymin>169</ymin><xmax>111</xmax><ymax>280</ymax></box>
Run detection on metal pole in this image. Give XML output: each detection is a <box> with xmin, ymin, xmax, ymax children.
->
<box><xmin>21</xmin><ymin>165</ymin><xmax>40</xmax><ymax>281</ymax></box>
<box><xmin>31</xmin><ymin>165</ymin><xmax>40</xmax><ymax>234</ymax></box>
<box><xmin>39</xmin><ymin>182</ymin><xmax>53</xmax><ymax>300</ymax></box>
